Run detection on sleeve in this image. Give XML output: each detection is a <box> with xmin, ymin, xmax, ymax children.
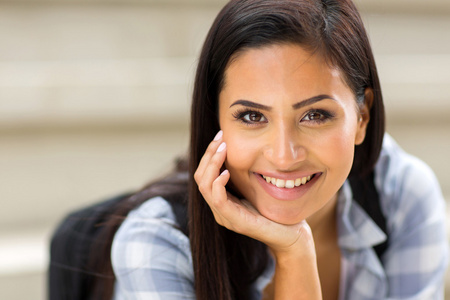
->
<box><xmin>376</xmin><ymin>141</ymin><xmax>449</xmax><ymax>299</ymax></box>
<box><xmin>111</xmin><ymin>197</ymin><xmax>195</xmax><ymax>300</ymax></box>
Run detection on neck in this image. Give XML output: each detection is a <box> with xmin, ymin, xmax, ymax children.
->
<box><xmin>307</xmin><ymin>192</ymin><xmax>339</xmax><ymax>243</ymax></box>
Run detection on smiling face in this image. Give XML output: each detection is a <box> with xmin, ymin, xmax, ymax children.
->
<box><xmin>218</xmin><ymin>44</ymin><xmax>369</xmax><ymax>225</ymax></box>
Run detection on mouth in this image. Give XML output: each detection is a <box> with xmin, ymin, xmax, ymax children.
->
<box><xmin>254</xmin><ymin>172</ymin><xmax>321</xmax><ymax>201</ymax></box>
<box><xmin>260</xmin><ymin>174</ymin><xmax>316</xmax><ymax>189</ymax></box>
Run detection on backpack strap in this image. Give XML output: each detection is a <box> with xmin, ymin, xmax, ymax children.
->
<box><xmin>161</xmin><ymin>185</ymin><xmax>189</xmax><ymax>235</ymax></box>
<box><xmin>348</xmin><ymin>172</ymin><xmax>388</xmax><ymax>260</ymax></box>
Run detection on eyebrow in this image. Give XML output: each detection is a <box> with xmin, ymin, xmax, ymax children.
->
<box><xmin>229</xmin><ymin>100</ymin><xmax>272</xmax><ymax>111</ymax></box>
<box><xmin>292</xmin><ymin>94</ymin><xmax>336</xmax><ymax>109</ymax></box>
<box><xmin>229</xmin><ymin>94</ymin><xmax>335</xmax><ymax>110</ymax></box>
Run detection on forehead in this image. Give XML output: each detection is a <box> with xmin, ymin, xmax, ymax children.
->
<box><xmin>220</xmin><ymin>44</ymin><xmax>352</xmax><ymax>102</ymax></box>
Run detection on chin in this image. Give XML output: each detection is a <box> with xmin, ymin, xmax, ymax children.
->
<box><xmin>257</xmin><ymin>205</ymin><xmax>306</xmax><ymax>225</ymax></box>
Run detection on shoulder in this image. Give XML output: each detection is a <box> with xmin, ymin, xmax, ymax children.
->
<box><xmin>375</xmin><ymin>134</ymin><xmax>442</xmax><ymax>198</ymax></box>
<box><xmin>112</xmin><ymin>196</ymin><xmax>192</xmax><ymax>266</ymax></box>
<box><xmin>111</xmin><ymin>196</ymin><xmax>194</xmax><ymax>296</ymax></box>
<box><xmin>376</xmin><ymin>134</ymin><xmax>438</xmax><ymax>186</ymax></box>
<box><xmin>374</xmin><ymin>134</ymin><xmax>447</xmax><ymax>256</ymax></box>
<box><xmin>375</xmin><ymin>134</ymin><xmax>445</xmax><ymax>218</ymax></box>
<box><xmin>371</xmin><ymin>136</ymin><xmax>448</xmax><ymax>298</ymax></box>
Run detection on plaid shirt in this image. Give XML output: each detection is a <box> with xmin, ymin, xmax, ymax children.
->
<box><xmin>111</xmin><ymin>135</ymin><xmax>448</xmax><ymax>299</ymax></box>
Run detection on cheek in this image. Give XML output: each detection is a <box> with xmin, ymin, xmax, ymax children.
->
<box><xmin>330</xmin><ymin>134</ymin><xmax>355</xmax><ymax>165</ymax></box>
<box><xmin>318</xmin><ymin>123</ymin><xmax>357</xmax><ymax>179</ymax></box>
<box><xmin>222</xmin><ymin>130</ymin><xmax>265</xmax><ymax>201</ymax></box>
<box><xmin>223</xmin><ymin>131</ymin><xmax>256</xmax><ymax>172</ymax></box>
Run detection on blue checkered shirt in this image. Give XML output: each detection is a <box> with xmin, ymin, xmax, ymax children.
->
<box><xmin>111</xmin><ymin>135</ymin><xmax>448</xmax><ymax>299</ymax></box>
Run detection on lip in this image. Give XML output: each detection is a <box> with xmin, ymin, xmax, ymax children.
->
<box><xmin>254</xmin><ymin>171</ymin><xmax>322</xmax><ymax>201</ymax></box>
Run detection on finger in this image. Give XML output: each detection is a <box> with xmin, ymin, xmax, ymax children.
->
<box><xmin>240</xmin><ymin>199</ymin><xmax>260</xmax><ymax>215</ymax></box>
<box><xmin>197</xmin><ymin>142</ymin><xmax>227</xmax><ymax>197</ymax></box>
<box><xmin>236</xmin><ymin>200</ymin><xmax>303</xmax><ymax>246</ymax></box>
<box><xmin>194</xmin><ymin>130</ymin><xmax>223</xmax><ymax>182</ymax></box>
<box><xmin>207</xmin><ymin>169</ymin><xmax>232</xmax><ymax>226</ymax></box>
<box><xmin>208</xmin><ymin>169</ymin><xmax>231</xmax><ymax>208</ymax></box>
<box><xmin>209</xmin><ymin>171</ymin><xmax>263</xmax><ymax>233</ymax></box>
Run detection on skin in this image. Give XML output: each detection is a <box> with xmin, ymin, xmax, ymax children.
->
<box><xmin>194</xmin><ymin>43</ymin><xmax>371</xmax><ymax>300</ymax></box>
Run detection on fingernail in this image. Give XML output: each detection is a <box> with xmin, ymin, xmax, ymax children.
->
<box><xmin>213</xmin><ymin>130</ymin><xmax>223</xmax><ymax>141</ymax></box>
<box><xmin>217</xmin><ymin>142</ymin><xmax>226</xmax><ymax>152</ymax></box>
<box><xmin>220</xmin><ymin>169</ymin><xmax>229</xmax><ymax>176</ymax></box>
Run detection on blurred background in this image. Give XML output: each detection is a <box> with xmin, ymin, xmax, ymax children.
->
<box><xmin>0</xmin><ymin>0</ymin><xmax>449</xmax><ymax>299</ymax></box>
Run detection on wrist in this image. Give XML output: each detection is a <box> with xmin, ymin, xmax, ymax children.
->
<box><xmin>271</xmin><ymin>235</ymin><xmax>317</xmax><ymax>266</ymax></box>
<box><xmin>274</xmin><ymin>249</ymin><xmax>318</xmax><ymax>273</ymax></box>
<box><xmin>272</xmin><ymin>253</ymin><xmax>322</xmax><ymax>300</ymax></box>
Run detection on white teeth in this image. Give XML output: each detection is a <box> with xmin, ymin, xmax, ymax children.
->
<box><xmin>276</xmin><ymin>179</ymin><xmax>285</xmax><ymax>188</ymax></box>
<box><xmin>285</xmin><ymin>180</ymin><xmax>295</xmax><ymax>189</ymax></box>
<box><xmin>262</xmin><ymin>175</ymin><xmax>313</xmax><ymax>189</ymax></box>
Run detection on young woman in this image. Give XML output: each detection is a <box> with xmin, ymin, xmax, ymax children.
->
<box><xmin>109</xmin><ymin>0</ymin><xmax>448</xmax><ymax>299</ymax></box>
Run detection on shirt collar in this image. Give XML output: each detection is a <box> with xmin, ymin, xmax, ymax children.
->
<box><xmin>337</xmin><ymin>181</ymin><xmax>387</xmax><ymax>249</ymax></box>
<box><xmin>336</xmin><ymin>181</ymin><xmax>387</xmax><ymax>277</ymax></box>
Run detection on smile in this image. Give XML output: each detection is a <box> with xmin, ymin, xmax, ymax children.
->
<box><xmin>261</xmin><ymin>174</ymin><xmax>314</xmax><ymax>189</ymax></box>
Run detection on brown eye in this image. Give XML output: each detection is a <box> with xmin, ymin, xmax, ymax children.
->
<box><xmin>248</xmin><ymin>112</ymin><xmax>263</xmax><ymax>122</ymax></box>
<box><xmin>242</xmin><ymin>111</ymin><xmax>267</xmax><ymax>123</ymax></box>
<box><xmin>233</xmin><ymin>110</ymin><xmax>268</xmax><ymax>125</ymax></box>
<box><xmin>305</xmin><ymin>112</ymin><xmax>324</xmax><ymax>121</ymax></box>
<box><xmin>301</xmin><ymin>109</ymin><xmax>334</xmax><ymax>124</ymax></box>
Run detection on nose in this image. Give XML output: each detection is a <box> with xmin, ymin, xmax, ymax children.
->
<box><xmin>263</xmin><ymin>125</ymin><xmax>306</xmax><ymax>170</ymax></box>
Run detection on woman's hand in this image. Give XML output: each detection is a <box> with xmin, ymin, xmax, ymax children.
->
<box><xmin>194</xmin><ymin>131</ymin><xmax>322</xmax><ymax>299</ymax></box>
<box><xmin>194</xmin><ymin>131</ymin><xmax>315</xmax><ymax>259</ymax></box>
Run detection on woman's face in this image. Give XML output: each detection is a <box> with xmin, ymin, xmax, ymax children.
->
<box><xmin>218</xmin><ymin>44</ymin><xmax>369</xmax><ymax>225</ymax></box>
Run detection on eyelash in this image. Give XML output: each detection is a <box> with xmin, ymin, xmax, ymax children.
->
<box><xmin>232</xmin><ymin>109</ymin><xmax>267</xmax><ymax>125</ymax></box>
<box><xmin>302</xmin><ymin>109</ymin><xmax>335</xmax><ymax>124</ymax></box>
<box><xmin>232</xmin><ymin>108</ymin><xmax>335</xmax><ymax>126</ymax></box>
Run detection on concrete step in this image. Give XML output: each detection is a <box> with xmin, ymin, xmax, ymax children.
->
<box><xmin>0</xmin><ymin>127</ymin><xmax>189</xmax><ymax>230</ymax></box>
<box><xmin>0</xmin><ymin>3</ymin><xmax>220</xmax><ymax>61</ymax></box>
<box><xmin>0</xmin><ymin>227</ymin><xmax>49</xmax><ymax>300</ymax></box>
<box><xmin>4</xmin><ymin>0</ymin><xmax>450</xmax><ymax>14</ymax></box>
<box><xmin>0</xmin><ymin>57</ymin><xmax>195</xmax><ymax>129</ymax></box>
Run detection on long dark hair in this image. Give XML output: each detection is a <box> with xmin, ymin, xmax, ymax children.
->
<box><xmin>189</xmin><ymin>0</ymin><xmax>384</xmax><ymax>299</ymax></box>
<box><xmin>93</xmin><ymin>0</ymin><xmax>385</xmax><ymax>299</ymax></box>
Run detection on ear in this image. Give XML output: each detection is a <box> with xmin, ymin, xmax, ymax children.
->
<box><xmin>355</xmin><ymin>88</ymin><xmax>373</xmax><ymax>145</ymax></box>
